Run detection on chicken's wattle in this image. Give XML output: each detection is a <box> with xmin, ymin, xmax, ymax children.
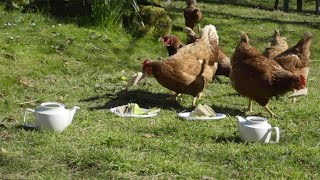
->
<box><xmin>142</xmin><ymin>59</ymin><xmax>153</xmax><ymax>75</ymax></box>
<box><xmin>300</xmin><ymin>75</ymin><xmax>307</xmax><ymax>87</ymax></box>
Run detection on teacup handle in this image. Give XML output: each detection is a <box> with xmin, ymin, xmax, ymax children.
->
<box><xmin>24</xmin><ymin>108</ymin><xmax>36</xmax><ymax>128</ymax></box>
<box><xmin>271</xmin><ymin>127</ymin><xmax>280</xmax><ymax>143</ymax></box>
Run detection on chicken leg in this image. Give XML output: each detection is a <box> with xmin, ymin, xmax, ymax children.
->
<box><xmin>264</xmin><ymin>104</ymin><xmax>278</xmax><ymax>118</ymax></box>
<box><xmin>192</xmin><ymin>92</ymin><xmax>203</xmax><ymax>107</ymax></box>
<box><xmin>246</xmin><ymin>99</ymin><xmax>253</xmax><ymax>113</ymax></box>
<box><xmin>292</xmin><ymin>89</ymin><xmax>297</xmax><ymax>103</ymax></box>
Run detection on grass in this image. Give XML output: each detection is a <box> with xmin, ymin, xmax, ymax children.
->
<box><xmin>1</xmin><ymin>1</ymin><xmax>320</xmax><ymax>179</ymax></box>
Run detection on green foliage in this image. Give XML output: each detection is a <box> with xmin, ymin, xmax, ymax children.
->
<box><xmin>123</xmin><ymin>5</ymin><xmax>172</xmax><ymax>38</ymax></box>
<box><xmin>92</xmin><ymin>0</ymin><xmax>131</xmax><ymax>29</ymax></box>
<box><xmin>4</xmin><ymin>0</ymin><xmax>30</xmax><ymax>10</ymax></box>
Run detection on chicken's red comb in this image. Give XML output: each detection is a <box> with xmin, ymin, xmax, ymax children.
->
<box><xmin>300</xmin><ymin>75</ymin><xmax>306</xmax><ymax>87</ymax></box>
<box><xmin>143</xmin><ymin>59</ymin><xmax>151</xmax><ymax>65</ymax></box>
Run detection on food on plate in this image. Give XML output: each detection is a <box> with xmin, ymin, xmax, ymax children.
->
<box><xmin>115</xmin><ymin>103</ymin><xmax>160</xmax><ymax>115</ymax></box>
<box><xmin>289</xmin><ymin>88</ymin><xmax>308</xmax><ymax>98</ymax></box>
<box><xmin>146</xmin><ymin>107</ymin><xmax>161</xmax><ymax>115</ymax></box>
<box><xmin>116</xmin><ymin>103</ymin><xmax>144</xmax><ymax>115</ymax></box>
<box><xmin>191</xmin><ymin>104</ymin><xmax>216</xmax><ymax>117</ymax></box>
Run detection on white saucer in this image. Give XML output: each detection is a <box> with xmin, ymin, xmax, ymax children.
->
<box><xmin>289</xmin><ymin>88</ymin><xmax>308</xmax><ymax>98</ymax></box>
<box><xmin>110</xmin><ymin>107</ymin><xmax>158</xmax><ymax>118</ymax></box>
<box><xmin>177</xmin><ymin>112</ymin><xmax>226</xmax><ymax>120</ymax></box>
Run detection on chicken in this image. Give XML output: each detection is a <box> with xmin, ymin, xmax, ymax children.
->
<box><xmin>273</xmin><ymin>32</ymin><xmax>312</xmax><ymax>85</ymax></box>
<box><xmin>184</xmin><ymin>26</ymin><xmax>200</xmax><ymax>44</ymax></box>
<box><xmin>230</xmin><ymin>32</ymin><xmax>306</xmax><ymax>117</ymax></box>
<box><xmin>160</xmin><ymin>34</ymin><xmax>183</xmax><ymax>56</ymax></box>
<box><xmin>184</xmin><ymin>0</ymin><xmax>202</xmax><ymax>32</ymax></box>
<box><xmin>263</xmin><ymin>30</ymin><xmax>288</xmax><ymax>59</ymax></box>
<box><xmin>273</xmin><ymin>32</ymin><xmax>312</xmax><ymax>102</ymax></box>
<box><xmin>215</xmin><ymin>50</ymin><xmax>231</xmax><ymax>77</ymax></box>
<box><xmin>142</xmin><ymin>25</ymin><xmax>219</xmax><ymax>106</ymax></box>
<box><xmin>184</xmin><ymin>27</ymin><xmax>231</xmax><ymax>77</ymax></box>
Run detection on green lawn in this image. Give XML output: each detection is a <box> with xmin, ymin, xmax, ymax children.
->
<box><xmin>1</xmin><ymin>1</ymin><xmax>319</xmax><ymax>179</ymax></box>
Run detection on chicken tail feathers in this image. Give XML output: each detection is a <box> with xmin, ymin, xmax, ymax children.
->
<box><xmin>240</xmin><ymin>32</ymin><xmax>249</xmax><ymax>44</ymax></box>
<box><xmin>304</xmin><ymin>32</ymin><xmax>313</xmax><ymax>40</ymax></box>
<box><xmin>301</xmin><ymin>32</ymin><xmax>313</xmax><ymax>48</ymax></box>
<box><xmin>274</xmin><ymin>29</ymin><xmax>280</xmax><ymax>38</ymax></box>
<box><xmin>201</xmin><ymin>24</ymin><xmax>219</xmax><ymax>45</ymax></box>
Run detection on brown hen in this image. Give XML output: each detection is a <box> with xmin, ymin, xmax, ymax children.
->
<box><xmin>273</xmin><ymin>32</ymin><xmax>312</xmax><ymax>85</ymax></box>
<box><xmin>273</xmin><ymin>32</ymin><xmax>312</xmax><ymax>102</ymax></box>
<box><xmin>263</xmin><ymin>30</ymin><xmax>288</xmax><ymax>59</ymax></box>
<box><xmin>160</xmin><ymin>34</ymin><xmax>184</xmax><ymax>56</ymax></box>
<box><xmin>143</xmin><ymin>25</ymin><xmax>219</xmax><ymax>107</ymax></box>
<box><xmin>184</xmin><ymin>26</ymin><xmax>200</xmax><ymax>44</ymax></box>
<box><xmin>184</xmin><ymin>0</ymin><xmax>202</xmax><ymax>32</ymax></box>
<box><xmin>230</xmin><ymin>32</ymin><xmax>305</xmax><ymax>117</ymax></box>
<box><xmin>184</xmin><ymin>27</ymin><xmax>231</xmax><ymax>77</ymax></box>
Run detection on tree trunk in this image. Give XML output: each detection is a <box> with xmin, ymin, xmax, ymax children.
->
<box><xmin>297</xmin><ymin>0</ymin><xmax>302</xmax><ymax>12</ymax></box>
<box><xmin>274</xmin><ymin>0</ymin><xmax>279</xmax><ymax>10</ymax></box>
<box><xmin>316</xmin><ymin>0</ymin><xmax>320</xmax><ymax>15</ymax></box>
<box><xmin>284</xmin><ymin>0</ymin><xmax>290</xmax><ymax>12</ymax></box>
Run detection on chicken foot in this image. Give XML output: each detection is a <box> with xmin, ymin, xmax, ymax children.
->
<box><xmin>264</xmin><ymin>104</ymin><xmax>279</xmax><ymax>118</ymax></box>
<box><xmin>192</xmin><ymin>92</ymin><xmax>203</xmax><ymax>107</ymax></box>
<box><xmin>166</xmin><ymin>93</ymin><xmax>181</xmax><ymax>102</ymax></box>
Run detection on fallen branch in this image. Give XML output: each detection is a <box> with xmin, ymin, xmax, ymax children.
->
<box><xmin>17</xmin><ymin>87</ymin><xmax>78</xmax><ymax>105</ymax></box>
<box><xmin>0</xmin><ymin>91</ymin><xmax>5</xmax><ymax>100</ymax></box>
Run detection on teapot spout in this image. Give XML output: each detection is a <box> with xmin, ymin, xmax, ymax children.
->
<box><xmin>236</xmin><ymin>115</ymin><xmax>246</xmax><ymax>124</ymax></box>
<box><xmin>69</xmin><ymin>106</ymin><xmax>80</xmax><ymax>124</ymax></box>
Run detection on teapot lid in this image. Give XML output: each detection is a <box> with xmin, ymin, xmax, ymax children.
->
<box><xmin>243</xmin><ymin>116</ymin><xmax>271</xmax><ymax>128</ymax></box>
<box><xmin>36</xmin><ymin>102</ymin><xmax>65</xmax><ymax>112</ymax></box>
<box><xmin>40</xmin><ymin>102</ymin><xmax>65</xmax><ymax>108</ymax></box>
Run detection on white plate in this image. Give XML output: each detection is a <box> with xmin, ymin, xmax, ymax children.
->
<box><xmin>110</xmin><ymin>107</ymin><xmax>158</xmax><ymax>118</ymax></box>
<box><xmin>177</xmin><ymin>112</ymin><xmax>226</xmax><ymax>120</ymax></box>
<box><xmin>289</xmin><ymin>88</ymin><xmax>308</xmax><ymax>98</ymax></box>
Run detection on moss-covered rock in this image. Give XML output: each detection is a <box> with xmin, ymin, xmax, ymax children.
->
<box><xmin>123</xmin><ymin>5</ymin><xmax>172</xmax><ymax>38</ymax></box>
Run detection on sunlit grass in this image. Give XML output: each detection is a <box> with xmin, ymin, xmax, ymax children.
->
<box><xmin>0</xmin><ymin>1</ymin><xmax>319</xmax><ymax>179</ymax></box>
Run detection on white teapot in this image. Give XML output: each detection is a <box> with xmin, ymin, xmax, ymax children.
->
<box><xmin>236</xmin><ymin>116</ymin><xmax>280</xmax><ymax>143</ymax></box>
<box><xmin>24</xmin><ymin>102</ymin><xmax>80</xmax><ymax>133</ymax></box>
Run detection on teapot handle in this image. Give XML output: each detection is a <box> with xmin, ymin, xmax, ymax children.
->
<box><xmin>23</xmin><ymin>108</ymin><xmax>36</xmax><ymax>128</ymax></box>
<box><xmin>272</xmin><ymin>127</ymin><xmax>280</xmax><ymax>143</ymax></box>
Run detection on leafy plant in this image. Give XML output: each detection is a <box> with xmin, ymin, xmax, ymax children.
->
<box><xmin>4</xmin><ymin>0</ymin><xmax>30</xmax><ymax>10</ymax></box>
<box><xmin>92</xmin><ymin>0</ymin><xmax>132</xmax><ymax>29</ymax></box>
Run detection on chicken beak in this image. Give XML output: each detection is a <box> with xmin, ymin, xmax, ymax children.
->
<box><xmin>137</xmin><ymin>72</ymin><xmax>147</xmax><ymax>84</ymax></box>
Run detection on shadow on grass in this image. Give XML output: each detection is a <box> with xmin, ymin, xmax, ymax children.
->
<box><xmin>201</xmin><ymin>0</ymin><xmax>271</xmax><ymax>9</ymax></box>
<box><xmin>13</xmin><ymin>124</ymin><xmax>38</xmax><ymax>131</ymax></box>
<box><xmin>204</xmin><ymin>10</ymin><xmax>320</xmax><ymax>30</ymax></box>
<box><xmin>201</xmin><ymin>0</ymin><xmax>317</xmax><ymax>15</ymax></box>
<box><xmin>210</xmin><ymin>104</ymin><xmax>244</xmax><ymax>117</ymax></box>
<box><xmin>167</xmin><ymin>3</ymin><xmax>320</xmax><ymax>30</ymax></box>
<box><xmin>80</xmin><ymin>89</ymin><xmax>187</xmax><ymax>111</ymax></box>
<box><xmin>211</xmin><ymin>135</ymin><xmax>242</xmax><ymax>144</ymax></box>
